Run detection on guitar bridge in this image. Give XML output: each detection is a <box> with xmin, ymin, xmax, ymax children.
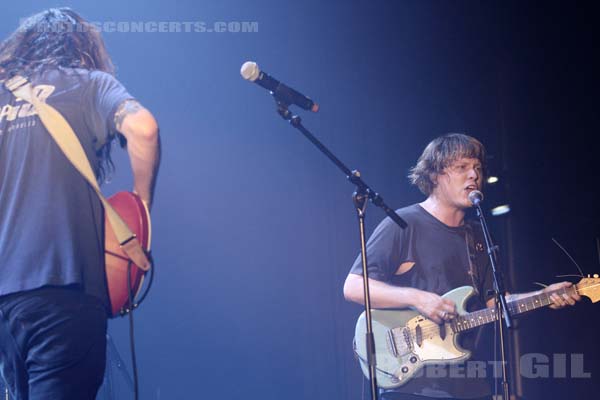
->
<box><xmin>387</xmin><ymin>327</ymin><xmax>414</xmax><ymax>358</ymax></box>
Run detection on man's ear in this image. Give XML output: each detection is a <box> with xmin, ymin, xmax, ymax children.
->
<box><xmin>429</xmin><ymin>172</ymin><xmax>438</xmax><ymax>187</ymax></box>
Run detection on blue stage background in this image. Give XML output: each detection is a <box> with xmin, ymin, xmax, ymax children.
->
<box><xmin>1</xmin><ymin>2</ymin><xmax>598</xmax><ymax>399</ymax></box>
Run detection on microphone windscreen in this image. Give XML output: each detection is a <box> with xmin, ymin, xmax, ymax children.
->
<box><xmin>240</xmin><ymin>61</ymin><xmax>260</xmax><ymax>81</ymax></box>
<box><xmin>468</xmin><ymin>190</ymin><xmax>484</xmax><ymax>206</ymax></box>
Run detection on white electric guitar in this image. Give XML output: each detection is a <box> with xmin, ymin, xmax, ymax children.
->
<box><xmin>354</xmin><ymin>276</ymin><xmax>600</xmax><ymax>388</ymax></box>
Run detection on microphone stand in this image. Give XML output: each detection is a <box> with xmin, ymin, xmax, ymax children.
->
<box><xmin>473</xmin><ymin>201</ymin><xmax>512</xmax><ymax>400</ymax></box>
<box><xmin>273</xmin><ymin>97</ymin><xmax>407</xmax><ymax>400</ymax></box>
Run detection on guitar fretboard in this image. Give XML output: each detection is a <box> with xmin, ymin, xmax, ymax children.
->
<box><xmin>451</xmin><ymin>286</ymin><xmax>575</xmax><ymax>332</ymax></box>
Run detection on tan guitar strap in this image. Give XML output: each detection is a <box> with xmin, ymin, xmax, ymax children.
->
<box><xmin>4</xmin><ymin>75</ymin><xmax>151</xmax><ymax>271</ymax></box>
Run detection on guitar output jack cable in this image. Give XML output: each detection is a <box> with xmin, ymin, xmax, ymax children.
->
<box><xmin>125</xmin><ymin>254</ymin><xmax>154</xmax><ymax>400</ymax></box>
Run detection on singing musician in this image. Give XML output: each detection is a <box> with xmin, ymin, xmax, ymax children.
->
<box><xmin>344</xmin><ymin>133</ymin><xmax>579</xmax><ymax>400</ymax></box>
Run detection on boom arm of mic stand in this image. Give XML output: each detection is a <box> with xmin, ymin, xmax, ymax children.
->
<box><xmin>274</xmin><ymin>97</ymin><xmax>407</xmax><ymax>229</ymax></box>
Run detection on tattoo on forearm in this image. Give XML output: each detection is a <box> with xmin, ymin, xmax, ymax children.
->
<box><xmin>114</xmin><ymin>99</ymin><xmax>143</xmax><ymax>131</ymax></box>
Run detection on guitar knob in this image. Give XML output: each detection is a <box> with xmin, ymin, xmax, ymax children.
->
<box><xmin>410</xmin><ymin>356</ymin><xmax>417</xmax><ymax>364</ymax></box>
<box><xmin>594</xmin><ymin>274</ymin><xmax>599</xmax><ymax>278</ymax></box>
<box><xmin>401</xmin><ymin>366</ymin><xmax>409</xmax><ymax>374</ymax></box>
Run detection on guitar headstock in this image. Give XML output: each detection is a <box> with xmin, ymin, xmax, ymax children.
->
<box><xmin>576</xmin><ymin>275</ymin><xmax>600</xmax><ymax>303</ymax></box>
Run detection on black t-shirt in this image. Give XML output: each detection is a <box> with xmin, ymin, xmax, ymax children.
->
<box><xmin>350</xmin><ymin>204</ymin><xmax>494</xmax><ymax>399</ymax></box>
<box><xmin>0</xmin><ymin>67</ymin><xmax>133</xmax><ymax>310</ymax></box>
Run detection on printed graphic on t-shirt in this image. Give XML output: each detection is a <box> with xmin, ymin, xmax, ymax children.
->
<box><xmin>0</xmin><ymin>84</ymin><xmax>55</xmax><ymax>135</ymax></box>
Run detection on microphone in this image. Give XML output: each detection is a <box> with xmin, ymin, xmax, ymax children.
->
<box><xmin>468</xmin><ymin>190</ymin><xmax>484</xmax><ymax>206</ymax></box>
<box><xmin>240</xmin><ymin>61</ymin><xmax>319</xmax><ymax>112</ymax></box>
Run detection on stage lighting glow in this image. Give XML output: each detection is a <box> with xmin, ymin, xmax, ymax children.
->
<box><xmin>491</xmin><ymin>204</ymin><xmax>511</xmax><ymax>216</ymax></box>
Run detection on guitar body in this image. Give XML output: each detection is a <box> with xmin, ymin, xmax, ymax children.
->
<box><xmin>105</xmin><ymin>192</ymin><xmax>152</xmax><ymax>317</ymax></box>
<box><xmin>354</xmin><ymin>276</ymin><xmax>600</xmax><ymax>389</ymax></box>
<box><xmin>354</xmin><ymin>286</ymin><xmax>474</xmax><ymax>388</ymax></box>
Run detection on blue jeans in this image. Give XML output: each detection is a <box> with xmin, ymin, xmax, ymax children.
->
<box><xmin>0</xmin><ymin>286</ymin><xmax>108</xmax><ymax>400</ymax></box>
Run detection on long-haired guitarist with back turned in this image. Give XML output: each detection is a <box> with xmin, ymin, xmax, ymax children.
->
<box><xmin>0</xmin><ymin>8</ymin><xmax>159</xmax><ymax>399</ymax></box>
<box><xmin>344</xmin><ymin>134</ymin><xmax>579</xmax><ymax>400</ymax></box>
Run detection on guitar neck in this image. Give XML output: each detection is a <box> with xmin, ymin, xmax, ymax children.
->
<box><xmin>452</xmin><ymin>285</ymin><xmax>577</xmax><ymax>333</ymax></box>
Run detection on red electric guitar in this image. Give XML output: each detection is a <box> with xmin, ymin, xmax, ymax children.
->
<box><xmin>104</xmin><ymin>192</ymin><xmax>152</xmax><ymax>317</ymax></box>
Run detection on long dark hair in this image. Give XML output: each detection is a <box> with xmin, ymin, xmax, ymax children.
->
<box><xmin>0</xmin><ymin>8</ymin><xmax>117</xmax><ymax>182</ymax></box>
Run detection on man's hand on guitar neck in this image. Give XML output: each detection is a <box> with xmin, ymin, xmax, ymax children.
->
<box><xmin>543</xmin><ymin>281</ymin><xmax>582</xmax><ymax>309</ymax></box>
<box><xmin>497</xmin><ymin>281</ymin><xmax>582</xmax><ymax>310</ymax></box>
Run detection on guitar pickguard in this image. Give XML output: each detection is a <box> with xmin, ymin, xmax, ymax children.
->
<box><xmin>405</xmin><ymin>316</ymin><xmax>469</xmax><ymax>362</ymax></box>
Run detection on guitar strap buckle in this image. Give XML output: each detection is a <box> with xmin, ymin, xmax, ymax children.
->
<box><xmin>120</xmin><ymin>238</ymin><xmax>152</xmax><ymax>271</ymax></box>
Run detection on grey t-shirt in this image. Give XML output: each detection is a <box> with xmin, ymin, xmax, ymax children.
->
<box><xmin>350</xmin><ymin>204</ymin><xmax>494</xmax><ymax>399</ymax></box>
<box><xmin>0</xmin><ymin>67</ymin><xmax>133</xmax><ymax>310</ymax></box>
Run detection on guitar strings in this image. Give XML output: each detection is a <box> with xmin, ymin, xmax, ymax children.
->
<box><xmin>400</xmin><ymin>283</ymin><xmax>598</xmax><ymax>339</ymax></box>
<box><xmin>377</xmin><ymin>282</ymin><xmax>597</xmax><ymax>383</ymax></box>
<box><xmin>390</xmin><ymin>243</ymin><xmax>595</xmax><ymax>358</ymax></box>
